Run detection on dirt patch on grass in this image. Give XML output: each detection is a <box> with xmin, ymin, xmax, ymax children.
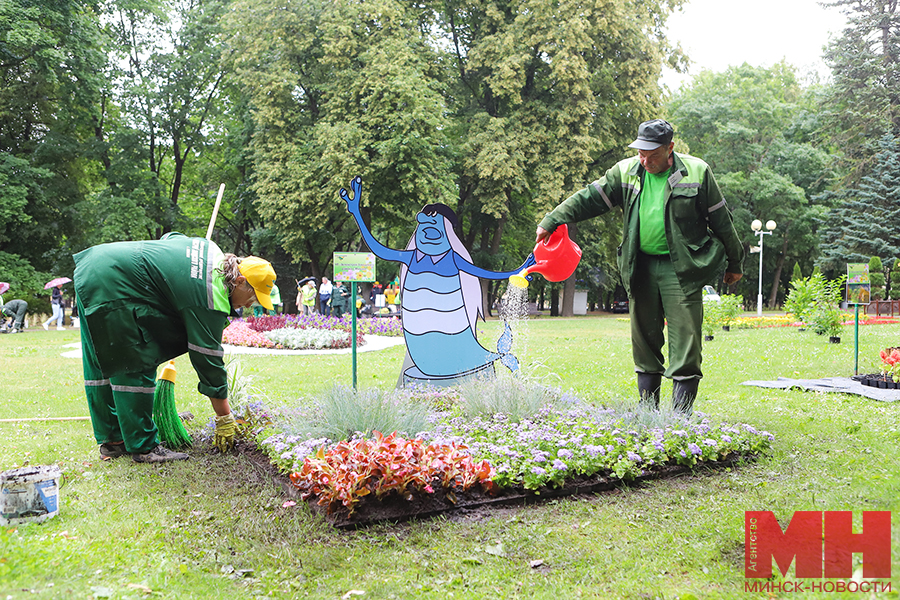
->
<box><xmin>232</xmin><ymin>442</ymin><xmax>757</xmax><ymax>529</ymax></box>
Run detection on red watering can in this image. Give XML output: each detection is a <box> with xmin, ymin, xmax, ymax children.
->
<box><xmin>509</xmin><ymin>224</ymin><xmax>582</xmax><ymax>288</ymax></box>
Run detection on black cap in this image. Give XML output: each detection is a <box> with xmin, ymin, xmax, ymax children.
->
<box><xmin>628</xmin><ymin>119</ymin><xmax>674</xmax><ymax>151</ymax></box>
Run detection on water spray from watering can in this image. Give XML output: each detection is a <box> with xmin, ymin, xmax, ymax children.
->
<box><xmin>509</xmin><ymin>224</ymin><xmax>582</xmax><ymax>288</ymax></box>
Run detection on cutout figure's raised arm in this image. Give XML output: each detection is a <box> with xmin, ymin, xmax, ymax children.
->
<box><xmin>339</xmin><ymin>176</ymin><xmax>407</xmax><ymax>263</ymax></box>
<box><xmin>454</xmin><ymin>252</ymin><xmax>536</xmax><ymax>280</ymax></box>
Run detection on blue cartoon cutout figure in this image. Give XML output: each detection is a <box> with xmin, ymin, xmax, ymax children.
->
<box><xmin>340</xmin><ymin>176</ymin><xmax>535</xmax><ymax>387</ymax></box>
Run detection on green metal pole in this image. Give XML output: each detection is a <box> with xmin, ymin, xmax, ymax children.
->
<box><xmin>351</xmin><ymin>283</ymin><xmax>358</xmax><ymax>389</ymax></box>
<box><xmin>854</xmin><ymin>303</ymin><xmax>860</xmax><ymax>375</ymax></box>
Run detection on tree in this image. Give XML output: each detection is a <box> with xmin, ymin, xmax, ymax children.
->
<box><xmin>821</xmin><ymin>0</ymin><xmax>900</xmax><ymax>179</ymax></box>
<box><xmin>104</xmin><ymin>0</ymin><xmax>229</xmax><ymax>237</ymax></box>
<box><xmin>816</xmin><ymin>134</ymin><xmax>900</xmax><ymax>275</ymax></box>
<box><xmin>223</xmin><ymin>0</ymin><xmax>685</xmax><ymax>314</ymax></box>
<box><xmin>869</xmin><ymin>256</ymin><xmax>885</xmax><ymax>299</ymax></box>
<box><xmin>0</xmin><ymin>0</ymin><xmax>109</xmax><ymax>277</ymax></box>
<box><xmin>892</xmin><ymin>259</ymin><xmax>900</xmax><ymax>299</ymax></box>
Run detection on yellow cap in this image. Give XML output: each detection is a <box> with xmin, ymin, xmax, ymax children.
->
<box><xmin>159</xmin><ymin>361</ymin><xmax>177</xmax><ymax>383</ymax></box>
<box><xmin>238</xmin><ymin>256</ymin><xmax>276</xmax><ymax>310</ymax></box>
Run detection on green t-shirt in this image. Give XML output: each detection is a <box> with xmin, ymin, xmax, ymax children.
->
<box><xmin>638</xmin><ymin>170</ymin><xmax>670</xmax><ymax>255</ymax></box>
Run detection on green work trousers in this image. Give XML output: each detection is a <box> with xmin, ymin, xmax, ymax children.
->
<box><xmin>79</xmin><ymin>300</ymin><xmax>159</xmax><ymax>454</ymax></box>
<box><xmin>629</xmin><ymin>252</ymin><xmax>703</xmax><ymax>381</ymax></box>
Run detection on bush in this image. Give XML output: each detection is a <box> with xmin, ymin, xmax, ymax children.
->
<box><xmin>784</xmin><ymin>274</ymin><xmax>818</xmax><ymax>324</ymax></box>
<box><xmin>719</xmin><ymin>294</ymin><xmax>742</xmax><ymax>329</ymax></box>
<box><xmin>702</xmin><ymin>301</ymin><xmax>721</xmax><ymax>337</ymax></box>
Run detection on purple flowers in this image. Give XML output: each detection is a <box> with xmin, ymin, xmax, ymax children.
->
<box><xmin>688</xmin><ymin>443</ymin><xmax>702</xmax><ymax>456</ymax></box>
<box><xmin>557</xmin><ymin>448</ymin><xmax>574</xmax><ymax>460</ymax></box>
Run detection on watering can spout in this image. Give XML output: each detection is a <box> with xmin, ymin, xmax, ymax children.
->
<box><xmin>508</xmin><ymin>224</ymin><xmax>582</xmax><ymax>288</ymax></box>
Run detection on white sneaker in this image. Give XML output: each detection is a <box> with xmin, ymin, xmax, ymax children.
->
<box><xmin>42</xmin><ymin>322</ymin><xmax>49</xmax><ymax>330</ymax></box>
<box><xmin>56</xmin><ymin>326</ymin><xmax>65</xmax><ymax>330</ymax></box>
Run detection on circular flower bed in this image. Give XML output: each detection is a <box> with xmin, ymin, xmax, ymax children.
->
<box><xmin>223</xmin><ymin>314</ymin><xmax>403</xmax><ymax>350</ymax></box>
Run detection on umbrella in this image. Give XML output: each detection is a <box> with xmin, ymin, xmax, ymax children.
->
<box><xmin>44</xmin><ymin>277</ymin><xmax>72</xmax><ymax>290</ymax></box>
<box><xmin>0</xmin><ymin>282</ymin><xmax>9</xmax><ymax>295</ymax></box>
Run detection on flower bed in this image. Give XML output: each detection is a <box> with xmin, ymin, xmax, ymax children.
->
<box><xmin>223</xmin><ymin>314</ymin><xmax>402</xmax><ymax>350</ymax></box>
<box><xmin>254</xmin><ymin>387</ymin><xmax>775</xmax><ymax>526</ymax></box>
<box><xmin>732</xmin><ymin>314</ymin><xmax>898</xmax><ymax>329</ymax></box>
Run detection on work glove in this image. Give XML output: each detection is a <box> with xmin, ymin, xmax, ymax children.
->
<box><xmin>214</xmin><ymin>412</ymin><xmax>237</xmax><ymax>452</ymax></box>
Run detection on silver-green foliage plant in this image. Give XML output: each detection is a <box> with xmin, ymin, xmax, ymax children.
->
<box><xmin>226</xmin><ymin>355</ymin><xmax>268</xmax><ymax>405</ymax></box>
<box><xmin>283</xmin><ymin>385</ymin><xmax>432</xmax><ymax>443</ymax></box>
<box><xmin>457</xmin><ymin>377</ymin><xmax>569</xmax><ymax>423</ymax></box>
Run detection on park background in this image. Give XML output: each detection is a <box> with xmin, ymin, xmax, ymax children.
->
<box><xmin>2</xmin><ymin>1</ymin><xmax>900</xmax><ymax>597</ymax></box>
<box><xmin>2</xmin><ymin>0</ymin><xmax>900</xmax><ymax>316</ymax></box>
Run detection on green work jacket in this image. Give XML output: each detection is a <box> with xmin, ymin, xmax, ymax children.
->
<box><xmin>73</xmin><ymin>233</ymin><xmax>232</xmax><ymax>399</ymax></box>
<box><xmin>538</xmin><ymin>152</ymin><xmax>744</xmax><ymax>297</ymax></box>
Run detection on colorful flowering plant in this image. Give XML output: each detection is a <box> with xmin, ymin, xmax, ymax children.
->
<box><xmin>288</xmin><ymin>431</ymin><xmax>494</xmax><ymax>515</ymax></box>
<box><xmin>244</xmin><ymin>314</ymin><xmax>403</xmax><ymax>337</ymax></box>
<box><xmin>222</xmin><ymin>320</ymin><xmax>277</xmax><ymax>348</ymax></box>
<box><xmin>420</xmin><ymin>406</ymin><xmax>774</xmax><ymax>490</ymax></box>
<box><xmin>879</xmin><ymin>347</ymin><xmax>900</xmax><ymax>382</ymax></box>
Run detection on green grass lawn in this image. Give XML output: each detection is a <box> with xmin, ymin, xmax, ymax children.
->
<box><xmin>1</xmin><ymin>316</ymin><xmax>898</xmax><ymax>599</ymax></box>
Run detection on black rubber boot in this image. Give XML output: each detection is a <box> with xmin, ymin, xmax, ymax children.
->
<box><xmin>637</xmin><ymin>372</ymin><xmax>662</xmax><ymax>409</ymax></box>
<box><xmin>673</xmin><ymin>378</ymin><xmax>700</xmax><ymax>415</ymax></box>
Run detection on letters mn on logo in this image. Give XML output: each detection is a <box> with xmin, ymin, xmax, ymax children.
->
<box><xmin>745</xmin><ymin>511</ymin><xmax>891</xmax><ymax>578</ymax></box>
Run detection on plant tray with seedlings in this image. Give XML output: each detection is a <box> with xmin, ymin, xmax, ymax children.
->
<box><xmin>853</xmin><ymin>374</ymin><xmax>900</xmax><ymax>389</ymax></box>
<box><xmin>853</xmin><ymin>347</ymin><xmax>900</xmax><ymax>389</ymax></box>
<box><xmin>248</xmin><ymin>381</ymin><xmax>776</xmax><ymax>528</ymax></box>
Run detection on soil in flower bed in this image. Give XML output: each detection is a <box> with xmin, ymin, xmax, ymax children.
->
<box><xmin>852</xmin><ymin>374</ymin><xmax>900</xmax><ymax>389</ymax></box>
<box><xmin>235</xmin><ymin>443</ymin><xmax>756</xmax><ymax>529</ymax></box>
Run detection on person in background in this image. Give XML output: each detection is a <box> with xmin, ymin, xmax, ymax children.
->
<box><xmin>74</xmin><ymin>232</ymin><xmax>276</xmax><ymax>463</ymax></box>
<box><xmin>43</xmin><ymin>284</ymin><xmax>66</xmax><ymax>330</ymax></box>
<box><xmin>331</xmin><ymin>280</ymin><xmax>350</xmax><ymax>317</ymax></box>
<box><xmin>0</xmin><ymin>299</ymin><xmax>28</xmax><ymax>333</ymax></box>
<box><xmin>535</xmin><ymin>119</ymin><xmax>743</xmax><ymax>415</ymax></box>
<box><xmin>318</xmin><ymin>276</ymin><xmax>333</xmax><ymax>316</ymax></box>
<box><xmin>297</xmin><ymin>279</ymin><xmax>316</xmax><ymax>316</ymax></box>
<box><xmin>269</xmin><ymin>283</ymin><xmax>282</xmax><ymax>315</ymax></box>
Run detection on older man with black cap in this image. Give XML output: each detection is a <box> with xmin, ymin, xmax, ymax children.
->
<box><xmin>535</xmin><ymin>119</ymin><xmax>743</xmax><ymax>414</ymax></box>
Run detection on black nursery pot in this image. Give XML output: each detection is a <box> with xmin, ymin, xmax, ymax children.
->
<box><xmin>722</xmin><ymin>325</ymin><xmax>730</xmax><ymax>332</ymax></box>
<box><xmin>829</xmin><ymin>336</ymin><xmax>841</xmax><ymax>344</ymax></box>
<box><xmin>704</xmin><ymin>335</ymin><xmax>714</xmax><ymax>341</ymax></box>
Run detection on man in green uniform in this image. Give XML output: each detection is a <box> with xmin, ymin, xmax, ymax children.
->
<box><xmin>74</xmin><ymin>233</ymin><xmax>276</xmax><ymax>462</ymax></box>
<box><xmin>536</xmin><ymin>120</ymin><xmax>743</xmax><ymax>414</ymax></box>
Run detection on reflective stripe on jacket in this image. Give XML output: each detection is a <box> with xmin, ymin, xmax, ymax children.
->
<box><xmin>73</xmin><ymin>233</ymin><xmax>231</xmax><ymax>399</ymax></box>
<box><xmin>538</xmin><ymin>152</ymin><xmax>744</xmax><ymax>297</ymax></box>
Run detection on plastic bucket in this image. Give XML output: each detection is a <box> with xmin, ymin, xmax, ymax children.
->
<box><xmin>0</xmin><ymin>465</ymin><xmax>62</xmax><ymax>525</ymax></box>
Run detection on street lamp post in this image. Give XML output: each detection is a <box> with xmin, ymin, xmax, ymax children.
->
<box><xmin>750</xmin><ymin>219</ymin><xmax>777</xmax><ymax>316</ymax></box>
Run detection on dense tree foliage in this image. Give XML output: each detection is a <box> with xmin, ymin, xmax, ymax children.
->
<box><xmin>0</xmin><ymin>0</ymin><xmax>893</xmax><ymax>315</ymax></box>
<box><xmin>822</xmin><ymin>0</ymin><xmax>900</xmax><ymax>178</ymax></box>
<box><xmin>816</xmin><ymin>134</ymin><xmax>900</xmax><ymax>280</ymax></box>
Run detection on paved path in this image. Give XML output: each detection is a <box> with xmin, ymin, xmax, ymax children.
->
<box><xmin>61</xmin><ymin>335</ymin><xmax>405</xmax><ymax>359</ymax></box>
